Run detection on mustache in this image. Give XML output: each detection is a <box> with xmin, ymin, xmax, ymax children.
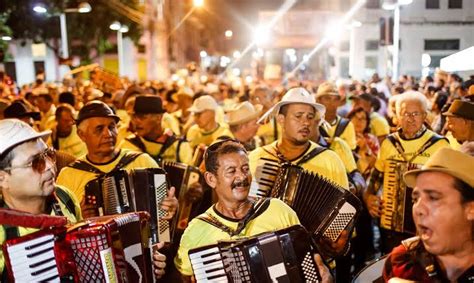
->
<box><xmin>232</xmin><ymin>179</ymin><xmax>250</xmax><ymax>189</ymax></box>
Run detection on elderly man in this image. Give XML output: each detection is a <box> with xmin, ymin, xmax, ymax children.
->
<box><xmin>226</xmin><ymin>101</ymin><xmax>263</xmax><ymax>151</ymax></box>
<box><xmin>174</xmin><ymin>140</ymin><xmax>332</xmax><ymax>282</ymax></box>
<box><xmin>249</xmin><ymin>87</ymin><xmax>349</xmax><ymax>190</ymax></box>
<box><xmin>120</xmin><ymin>95</ymin><xmax>193</xmax><ymax>165</ymax></box>
<box><xmin>0</xmin><ymin>119</ymin><xmax>170</xmax><ymax>280</ymax></box>
<box><xmin>186</xmin><ymin>95</ymin><xmax>232</xmax><ymax>149</ymax></box>
<box><xmin>56</xmin><ymin>101</ymin><xmax>177</xmax><ymax>219</ymax></box>
<box><xmin>383</xmin><ymin>148</ymin><xmax>474</xmax><ymax>282</ymax></box>
<box><xmin>444</xmin><ymin>99</ymin><xmax>474</xmax><ymax>148</ymax></box>
<box><xmin>365</xmin><ymin>91</ymin><xmax>450</xmax><ymax>254</ymax></box>
<box><xmin>316</xmin><ymin>82</ymin><xmax>357</xmax><ymax>150</ymax></box>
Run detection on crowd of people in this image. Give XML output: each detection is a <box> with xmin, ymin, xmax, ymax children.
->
<box><xmin>0</xmin><ymin>66</ymin><xmax>473</xmax><ymax>282</ymax></box>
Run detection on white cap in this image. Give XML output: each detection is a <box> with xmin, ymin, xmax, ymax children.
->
<box><xmin>205</xmin><ymin>83</ymin><xmax>219</xmax><ymax>94</ymax></box>
<box><xmin>257</xmin><ymin>87</ymin><xmax>326</xmax><ymax>124</ymax></box>
<box><xmin>188</xmin><ymin>95</ymin><xmax>219</xmax><ymax>113</ymax></box>
<box><xmin>0</xmin><ymin>119</ymin><xmax>51</xmax><ymax>155</ymax></box>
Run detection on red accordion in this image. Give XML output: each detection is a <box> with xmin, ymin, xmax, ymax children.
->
<box><xmin>2</xmin><ymin>212</ymin><xmax>156</xmax><ymax>283</ymax></box>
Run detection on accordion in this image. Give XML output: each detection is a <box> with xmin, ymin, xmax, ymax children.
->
<box><xmin>380</xmin><ymin>160</ymin><xmax>417</xmax><ymax>234</ymax></box>
<box><xmin>85</xmin><ymin>168</ymin><xmax>170</xmax><ymax>243</ymax></box>
<box><xmin>270</xmin><ymin>164</ymin><xmax>362</xmax><ymax>250</ymax></box>
<box><xmin>249</xmin><ymin>157</ymin><xmax>280</xmax><ymax>198</ymax></box>
<box><xmin>163</xmin><ymin>161</ymin><xmax>201</xmax><ymax>233</ymax></box>
<box><xmin>189</xmin><ymin>225</ymin><xmax>320</xmax><ymax>283</ymax></box>
<box><xmin>3</xmin><ymin>212</ymin><xmax>155</xmax><ymax>283</ymax></box>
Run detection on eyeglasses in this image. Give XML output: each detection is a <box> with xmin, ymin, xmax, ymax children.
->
<box><xmin>401</xmin><ymin>112</ymin><xmax>424</xmax><ymax>119</ymax></box>
<box><xmin>4</xmin><ymin>148</ymin><xmax>56</xmax><ymax>173</ymax></box>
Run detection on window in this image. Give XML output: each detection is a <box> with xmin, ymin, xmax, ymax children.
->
<box><xmin>340</xmin><ymin>57</ymin><xmax>349</xmax><ymax>78</ymax></box>
<box><xmin>365</xmin><ymin>56</ymin><xmax>378</xmax><ymax>69</ymax></box>
<box><xmin>424</xmin><ymin>39</ymin><xmax>460</xmax><ymax>50</ymax></box>
<box><xmin>366</xmin><ymin>0</ymin><xmax>380</xmax><ymax>9</ymax></box>
<box><xmin>365</xmin><ymin>40</ymin><xmax>379</xmax><ymax>51</ymax></box>
<box><xmin>429</xmin><ymin>55</ymin><xmax>446</xmax><ymax>68</ymax></box>
<box><xmin>448</xmin><ymin>0</ymin><xmax>462</xmax><ymax>9</ymax></box>
<box><xmin>426</xmin><ymin>0</ymin><xmax>440</xmax><ymax>9</ymax></box>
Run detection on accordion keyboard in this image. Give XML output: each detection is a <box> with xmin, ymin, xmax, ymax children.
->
<box><xmin>381</xmin><ymin>161</ymin><xmax>397</xmax><ymax>230</ymax></box>
<box><xmin>251</xmin><ymin>158</ymin><xmax>280</xmax><ymax>198</ymax></box>
<box><xmin>189</xmin><ymin>246</ymin><xmax>227</xmax><ymax>282</ymax></box>
<box><xmin>6</xmin><ymin>234</ymin><xmax>60</xmax><ymax>282</ymax></box>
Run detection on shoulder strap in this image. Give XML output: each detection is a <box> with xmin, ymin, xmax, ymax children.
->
<box><xmin>296</xmin><ymin>146</ymin><xmax>327</xmax><ymax>166</ymax></box>
<box><xmin>175</xmin><ymin>138</ymin><xmax>186</xmax><ymax>163</ymax></box>
<box><xmin>55</xmin><ymin>187</ymin><xmax>77</xmax><ymax>218</ymax></box>
<box><xmin>386</xmin><ymin>134</ymin><xmax>405</xmax><ymax>156</ymax></box>
<box><xmin>68</xmin><ymin>159</ymin><xmax>105</xmax><ymax>174</ymax></box>
<box><xmin>157</xmin><ymin>135</ymin><xmax>177</xmax><ymax>158</ymax></box>
<box><xmin>387</xmin><ymin>133</ymin><xmax>447</xmax><ymax>163</ymax></box>
<box><xmin>319</xmin><ymin>125</ymin><xmax>330</xmax><ymax>138</ymax></box>
<box><xmin>126</xmin><ymin>135</ymin><xmax>147</xmax><ymax>153</ymax></box>
<box><xmin>334</xmin><ymin>117</ymin><xmax>350</xmax><ymax>138</ymax></box>
<box><xmin>113</xmin><ymin>151</ymin><xmax>143</xmax><ymax>171</ymax></box>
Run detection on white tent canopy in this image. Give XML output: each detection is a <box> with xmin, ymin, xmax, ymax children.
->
<box><xmin>440</xmin><ymin>46</ymin><xmax>474</xmax><ymax>72</ymax></box>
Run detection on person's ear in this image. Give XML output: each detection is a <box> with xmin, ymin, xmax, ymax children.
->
<box><xmin>466</xmin><ymin>202</ymin><xmax>474</xmax><ymax>221</ymax></box>
<box><xmin>276</xmin><ymin>113</ymin><xmax>285</xmax><ymax>126</ymax></box>
<box><xmin>77</xmin><ymin>127</ymin><xmax>86</xmax><ymax>142</ymax></box>
<box><xmin>204</xmin><ymin>171</ymin><xmax>217</xmax><ymax>189</ymax></box>
<box><xmin>0</xmin><ymin>171</ymin><xmax>10</xmax><ymax>189</ymax></box>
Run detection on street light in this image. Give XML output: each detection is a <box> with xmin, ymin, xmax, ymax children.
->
<box><xmin>225</xmin><ymin>30</ymin><xmax>233</xmax><ymax>39</ymax></box>
<box><xmin>33</xmin><ymin>4</ymin><xmax>47</xmax><ymax>14</ymax></box>
<box><xmin>383</xmin><ymin>0</ymin><xmax>412</xmax><ymax>80</ymax></box>
<box><xmin>193</xmin><ymin>0</ymin><xmax>204</xmax><ymax>7</ymax></box>
<box><xmin>1</xmin><ymin>36</ymin><xmax>12</xmax><ymax>41</ymax></box>
<box><xmin>109</xmin><ymin>21</ymin><xmax>129</xmax><ymax>76</ymax></box>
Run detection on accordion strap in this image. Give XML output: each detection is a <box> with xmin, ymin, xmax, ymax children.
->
<box><xmin>296</xmin><ymin>146</ymin><xmax>327</xmax><ymax>166</ymax></box>
<box><xmin>197</xmin><ymin>198</ymin><xmax>271</xmax><ymax>236</ymax></box>
<box><xmin>387</xmin><ymin>133</ymin><xmax>447</xmax><ymax>164</ymax></box>
<box><xmin>67</xmin><ymin>150</ymin><xmax>143</xmax><ymax>174</ymax></box>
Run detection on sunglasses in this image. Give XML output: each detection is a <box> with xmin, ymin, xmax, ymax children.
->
<box><xmin>4</xmin><ymin>148</ymin><xmax>56</xmax><ymax>173</ymax></box>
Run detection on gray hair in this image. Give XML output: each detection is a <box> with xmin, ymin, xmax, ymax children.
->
<box><xmin>395</xmin><ymin>91</ymin><xmax>428</xmax><ymax>116</ymax></box>
<box><xmin>77</xmin><ymin>119</ymin><xmax>91</xmax><ymax>134</ymax></box>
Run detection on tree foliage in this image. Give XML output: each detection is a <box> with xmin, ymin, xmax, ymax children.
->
<box><xmin>0</xmin><ymin>0</ymin><xmax>143</xmax><ymax>64</ymax></box>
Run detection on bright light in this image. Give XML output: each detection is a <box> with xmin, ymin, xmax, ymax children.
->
<box><xmin>200</xmin><ymin>75</ymin><xmax>208</xmax><ymax>83</ymax></box>
<box><xmin>399</xmin><ymin>0</ymin><xmax>413</xmax><ymax>5</ymax></box>
<box><xmin>328</xmin><ymin>46</ymin><xmax>337</xmax><ymax>56</ymax></box>
<box><xmin>193</xmin><ymin>0</ymin><xmax>204</xmax><ymax>7</ymax></box>
<box><xmin>245</xmin><ymin>75</ymin><xmax>253</xmax><ymax>84</ymax></box>
<box><xmin>220</xmin><ymin>56</ymin><xmax>231</xmax><ymax>64</ymax></box>
<box><xmin>109</xmin><ymin>21</ymin><xmax>121</xmax><ymax>31</ymax></box>
<box><xmin>119</xmin><ymin>25</ymin><xmax>129</xmax><ymax>33</ymax></box>
<box><xmin>285</xmin><ymin>48</ymin><xmax>296</xmax><ymax>56</ymax></box>
<box><xmin>253</xmin><ymin>25</ymin><xmax>271</xmax><ymax>45</ymax></box>
<box><xmin>232</xmin><ymin>68</ymin><xmax>241</xmax><ymax>76</ymax></box>
<box><xmin>200</xmin><ymin>50</ymin><xmax>207</xmax><ymax>57</ymax></box>
<box><xmin>78</xmin><ymin>2</ymin><xmax>92</xmax><ymax>13</ymax></box>
<box><xmin>421</xmin><ymin>53</ymin><xmax>431</xmax><ymax>67</ymax></box>
<box><xmin>220</xmin><ymin>61</ymin><xmax>228</xmax><ymax>68</ymax></box>
<box><xmin>233</xmin><ymin>50</ymin><xmax>241</xmax><ymax>59</ymax></box>
<box><xmin>326</xmin><ymin>25</ymin><xmax>343</xmax><ymax>42</ymax></box>
<box><xmin>171</xmin><ymin>74</ymin><xmax>179</xmax><ymax>81</ymax></box>
<box><xmin>33</xmin><ymin>4</ymin><xmax>47</xmax><ymax>13</ymax></box>
<box><xmin>225</xmin><ymin>30</ymin><xmax>233</xmax><ymax>38</ymax></box>
<box><xmin>382</xmin><ymin>2</ymin><xmax>396</xmax><ymax>10</ymax></box>
<box><xmin>289</xmin><ymin>54</ymin><xmax>297</xmax><ymax>63</ymax></box>
<box><xmin>351</xmin><ymin>20</ymin><xmax>362</xmax><ymax>27</ymax></box>
<box><xmin>303</xmin><ymin>54</ymin><xmax>309</xmax><ymax>62</ymax></box>
<box><xmin>1</xmin><ymin>36</ymin><xmax>12</xmax><ymax>41</ymax></box>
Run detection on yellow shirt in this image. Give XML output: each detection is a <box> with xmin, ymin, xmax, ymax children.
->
<box><xmin>375</xmin><ymin>129</ymin><xmax>450</xmax><ymax>173</ymax></box>
<box><xmin>186</xmin><ymin>123</ymin><xmax>233</xmax><ymax>149</ymax></box>
<box><xmin>256</xmin><ymin>117</ymin><xmax>281</xmax><ymax>145</ymax></box>
<box><xmin>325</xmin><ymin>137</ymin><xmax>358</xmax><ymax>173</ymax></box>
<box><xmin>55</xmin><ymin>126</ymin><xmax>87</xmax><ymax>158</ymax></box>
<box><xmin>119</xmin><ymin>133</ymin><xmax>193</xmax><ymax>165</ymax></box>
<box><xmin>174</xmin><ymin>198</ymin><xmax>300</xmax><ymax>276</ymax></box>
<box><xmin>0</xmin><ymin>186</ymin><xmax>81</xmax><ymax>274</ymax></box>
<box><xmin>446</xmin><ymin>132</ymin><xmax>462</xmax><ymax>150</ymax></box>
<box><xmin>56</xmin><ymin>149</ymin><xmax>159</xmax><ymax>201</ymax></box>
<box><xmin>163</xmin><ymin>112</ymin><xmax>181</xmax><ymax>136</ymax></box>
<box><xmin>370</xmin><ymin>112</ymin><xmax>390</xmax><ymax>138</ymax></box>
<box><xmin>249</xmin><ymin>141</ymin><xmax>349</xmax><ymax>189</ymax></box>
<box><xmin>321</xmin><ymin>116</ymin><xmax>357</xmax><ymax>150</ymax></box>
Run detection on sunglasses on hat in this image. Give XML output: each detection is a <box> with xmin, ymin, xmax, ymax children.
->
<box><xmin>4</xmin><ymin>148</ymin><xmax>56</xmax><ymax>174</ymax></box>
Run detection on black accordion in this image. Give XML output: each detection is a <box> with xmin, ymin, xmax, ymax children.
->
<box><xmin>162</xmin><ymin>161</ymin><xmax>201</xmax><ymax>233</ymax></box>
<box><xmin>3</xmin><ymin>212</ymin><xmax>155</xmax><ymax>283</ymax></box>
<box><xmin>189</xmin><ymin>225</ymin><xmax>321</xmax><ymax>283</ymax></box>
<box><xmin>270</xmin><ymin>164</ymin><xmax>362</xmax><ymax>250</ymax></box>
<box><xmin>85</xmin><ymin>168</ymin><xmax>170</xmax><ymax>243</ymax></box>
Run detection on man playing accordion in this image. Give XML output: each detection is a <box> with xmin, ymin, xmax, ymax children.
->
<box><xmin>173</xmin><ymin>139</ymin><xmax>333</xmax><ymax>282</ymax></box>
<box><xmin>365</xmin><ymin>91</ymin><xmax>450</xmax><ymax>254</ymax></box>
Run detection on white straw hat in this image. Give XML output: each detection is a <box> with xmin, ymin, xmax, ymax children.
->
<box><xmin>0</xmin><ymin>119</ymin><xmax>51</xmax><ymax>155</ymax></box>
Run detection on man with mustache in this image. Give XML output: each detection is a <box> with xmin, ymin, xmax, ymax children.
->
<box><xmin>383</xmin><ymin>148</ymin><xmax>474</xmax><ymax>282</ymax></box>
<box><xmin>249</xmin><ymin>87</ymin><xmax>349</xmax><ymax>190</ymax></box>
<box><xmin>173</xmin><ymin>140</ymin><xmax>333</xmax><ymax>282</ymax></box>
<box><xmin>365</xmin><ymin>91</ymin><xmax>450</xmax><ymax>254</ymax></box>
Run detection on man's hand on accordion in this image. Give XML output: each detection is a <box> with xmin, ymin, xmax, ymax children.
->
<box><xmin>152</xmin><ymin>242</ymin><xmax>167</xmax><ymax>279</ymax></box>
<box><xmin>160</xmin><ymin>186</ymin><xmax>178</xmax><ymax>220</ymax></box>
<box><xmin>365</xmin><ymin>194</ymin><xmax>383</xmax><ymax>218</ymax></box>
<box><xmin>314</xmin><ymin>253</ymin><xmax>334</xmax><ymax>283</ymax></box>
<box><xmin>80</xmin><ymin>196</ymin><xmax>98</xmax><ymax>219</ymax></box>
